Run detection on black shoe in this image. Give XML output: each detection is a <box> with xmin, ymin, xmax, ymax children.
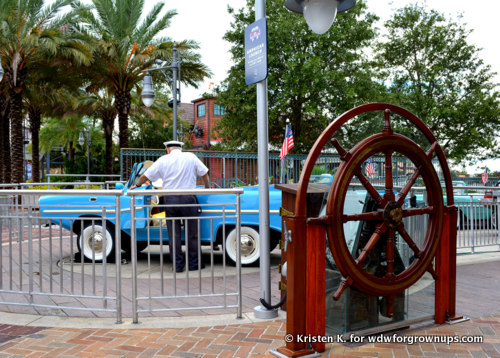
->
<box><xmin>189</xmin><ymin>262</ymin><xmax>205</xmax><ymax>271</ymax></box>
<box><xmin>175</xmin><ymin>266</ymin><xmax>185</xmax><ymax>273</ymax></box>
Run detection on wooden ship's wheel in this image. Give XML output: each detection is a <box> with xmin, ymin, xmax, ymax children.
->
<box><xmin>275</xmin><ymin>103</ymin><xmax>458</xmax><ymax>357</ymax></box>
<box><xmin>296</xmin><ymin>103</ymin><xmax>456</xmax><ymax>315</ymax></box>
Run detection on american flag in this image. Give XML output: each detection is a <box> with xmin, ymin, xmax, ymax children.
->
<box><xmin>482</xmin><ymin>168</ymin><xmax>488</xmax><ymax>184</ymax></box>
<box><xmin>279</xmin><ymin>125</ymin><xmax>294</xmax><ymax>161</ymax></box>
<box><xmin>365</xmin><ymin>158</ymin><xmax>375</xmax><ymax>178</ymax></box>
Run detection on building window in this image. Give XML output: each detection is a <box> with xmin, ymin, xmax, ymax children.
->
<box><xmin>197</xmin><ymin>103</ymin><xmax>205</xmax><ymax>117</ymax></box>
<box><xmin>214</xmin><ymin>103</ymin><xmax>226</xmax><ymax>116</ymax></box>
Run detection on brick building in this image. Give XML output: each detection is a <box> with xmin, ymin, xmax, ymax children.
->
<box><xmin>186</xmin><ymin>97</ymin><xmax>232</xmax><ymax>182</ymax></box>
<box><xmin>189</xmin><ymin>97</ymin><xmax>226</xmax><ymax>150</ymax></box>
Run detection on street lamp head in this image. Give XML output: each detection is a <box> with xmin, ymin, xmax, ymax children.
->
<box><xmin>141</xmin><ymin>73</ymin><xmax>155</xmax><ymax>107</ymax></box>
<box><xmin>78</xmin><ymin>131</ymin><xmax>85</xmax><ymax>146</ymax></box>
<box><xmin>285</xmin><ymin>0</ymin><xmax>357</xmax><ymax>34</ymax></box>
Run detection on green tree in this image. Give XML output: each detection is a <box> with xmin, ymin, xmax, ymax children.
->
<box><xmin>215</xmin><ymin>0</ymin><xmax>380</xmax><ymax>152</ymax></box>
<box><xmin>375</xmin><ymin>4</ymin><xmax>500</xmax><ymax>163</ymax></box>
<box><xmin>40</xmin><ymin>115</ymin><xmax>91</xmax><ymax>159</ymax></box>
<box><xmin>75</xmin><ymin>0</ymin><xmax>210</xmax><ymax>150</ymax></box>
<box><xmin>24</xmin><ymin>60</ymin><xmax>86</xmax><ymax>183</ymax></box>
<box><xmin>74</xmin><ymin>91</ymin><xmax>117</xmax><ymax>175</ymax></box>
<box><xmin>0</xmin><ymin>0</ymin><xmax>91</xmax><ymax>183</ymax></box>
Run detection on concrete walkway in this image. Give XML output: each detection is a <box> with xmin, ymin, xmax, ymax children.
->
<box><xmin>0</xmin><ymin>252</ymin><xmax>499</xmax><ymax>357</ymax></box>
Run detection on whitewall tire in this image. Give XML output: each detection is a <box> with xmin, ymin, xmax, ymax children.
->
<box><xmin>78</xmin><ymin>223</ymin><xmax>114</xmax><ymax>262</ymax></box>
<box><xmin>225</xmin><ymin>226</ymin><xmax>260</xmax><ymax>266</ymax></box>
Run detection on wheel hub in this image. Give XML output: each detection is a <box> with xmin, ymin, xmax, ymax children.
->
<box><xmin>91</xmin><ymin>233</ymin><xmax>104</xmax><ymax>252</ymax></box>
<box><xmin>241</xmin><ymin>235</ymin><xmax>255</xmax><ymax>256</ymax></box>
<box><xmin>383</xmin><ymin>201</ymin><xmax>403</xmax><ymax>229</ymax></box>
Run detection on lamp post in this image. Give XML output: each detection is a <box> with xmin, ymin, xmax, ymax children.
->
<box><xmin>252</xmin><ymin>0</ymin><xmax>357</xmax><ymax>323</ymax></box>
<box><xmin>79</xmin><ymin>129</ymin><xmax>91</xmax><ymax>182</ymax></box>
<box><xmin>141</xmin><ymin>43</ymin><xmax>181</xmax><ymax>141</ymax></box>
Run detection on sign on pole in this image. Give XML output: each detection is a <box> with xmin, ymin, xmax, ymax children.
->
<box><xmin>245</xmin><ymin>18</ymin><xmax>268</xmax><ymax>85</ymax></box>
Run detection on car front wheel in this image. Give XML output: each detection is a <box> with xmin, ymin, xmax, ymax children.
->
<box><xmin>78</xmin><ymin>223</ymin><xmax>115</xmax><ymax>262</ymax></box>
<box><xmin>225</xmin><ymin>226</ymin><xmax>260</xmax><ymax>266</ymax></box>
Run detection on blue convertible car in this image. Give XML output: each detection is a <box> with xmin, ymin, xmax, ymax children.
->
<box><xmin>39</xmin><ymin>161</ymin><xmax>284</xmax><ymax>265</ymax></box>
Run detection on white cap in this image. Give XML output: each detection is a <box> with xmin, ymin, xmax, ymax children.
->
<box><xmin>163</xmin><ymin>140</ymin><xmax>184</xmax><ymax>148</ymax></box>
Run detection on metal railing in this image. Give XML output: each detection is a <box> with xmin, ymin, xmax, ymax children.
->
<box><xmin>0</xmin><ymin>189</ymin><xmax>123</xmax><ymax>322</ymax></box>
<box><xmin>47</xmin><ymin>173</ymin><xmax>121</xmax><ymax>183</ymax></box>
<box><xmin>0</xmin><ymin>187</ymin><xmax>243</xmax><ymax>323</ymax></box>
<box><xmin>128</xmin><ymin>188</ymin><xmax>243</xmax><ymax>323</ymax></box>
<box><xmin>406</xmin><ymin>185</ymin><xmax>500</xmax><ymax>253</ymax></box>
<box><xmin>120</xmin><ymin>148</ymin><xmax>437</xmax><ymax>187</ymax></box>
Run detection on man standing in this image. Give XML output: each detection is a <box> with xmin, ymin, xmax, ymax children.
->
<box><xmin>130</xmin><ymin>141</ymin><xmax>210</xmax><ymax>272</ymax></box>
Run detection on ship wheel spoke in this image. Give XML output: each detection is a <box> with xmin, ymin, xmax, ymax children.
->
<box><xmin>385</xmin><ymin>229</ymin><xmax>396</xmax><ymax>279</ymax></box>
<box><xmin>426</xmin><ymin>263</ymin><xmax>439</xmax><ymax>280</ymax></box>
<box><xmin>397</xmin><ymin>142</ymin><xmax>439</xmax><ymax>206</ymax></box>
<box><xmin>396</xmin><ymin>167</ymin><xmax>422</xmax><ymax>206</ymax></box>
<box><xmin>384</xmin><ymin>150</ymin><xmax>395</xmax><ymax>202</ymax></box>
<box><xmin>402</xmin><ymin>206</ymin><xmax>435</xmax><ymax>218</ymax></box>
<box><xmin>355</xmin><ymin>169</ymin><xmax>387</xmax><ymax>208</ymax></box>
<box><xmin>343</xmin><ymin>211</ymin><xmax>384</xmax><ymax>223</ymax></box>
<box><xmin>396</xmin><ymin>222</ymin><xmax>422</xmax><ymax>258</ymax></box>
<box><xmin>355</xmin><ymin>223</ymin><xmax>388</xmax><ymax>267</ymax></box>
<box><xmin>333</xmin><ymin>276</ymin><xmax>353</xmax><ymax>301</ymax></box>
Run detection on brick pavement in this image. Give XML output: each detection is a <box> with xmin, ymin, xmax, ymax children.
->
<box><xmin>0</xmin><ymin>313</ymin><xmax>499</xmax><ymax>357</ymax></box>
<box><xmin>0</xmin><ymin>258</ymin><xmax>499</xmax><ymax>357</ymax></box>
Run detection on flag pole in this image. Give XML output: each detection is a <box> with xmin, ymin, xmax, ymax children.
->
<box><xmin>280</xmin><ymin>119</ymin><xmax>290</xmax><ymax>184</ymax></box>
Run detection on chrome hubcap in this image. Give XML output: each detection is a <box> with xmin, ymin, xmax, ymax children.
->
<box><xmin>240</xmin><ymin>235</ymin><xmax>255</xmax><ymax>257</ymax></box>
<box><xmin>90</xmin><ymin>232</ymin><xmax>104</xmax><ymax>253</ymax></box>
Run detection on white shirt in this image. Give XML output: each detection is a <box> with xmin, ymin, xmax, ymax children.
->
<box><xmin>144</xmin><ymin>149</ymin><xmax>208</xmax><ymax>190</ymax></box>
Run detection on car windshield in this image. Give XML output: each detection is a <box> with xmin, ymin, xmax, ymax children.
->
<box><xmin>126</xmin><ymin>163</ymin><xmax>140</xmax><ymax>189</ymax></box>
<box><xmin>126</xmin><ymin>161</ymin><xmax>154</xmax><ymax>189</ymax></box>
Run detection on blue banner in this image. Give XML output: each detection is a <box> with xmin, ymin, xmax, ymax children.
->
<box><xmin>245</xmin><ymin>18</ymin><xmax>268</xmax><ymax>85</ymax></box>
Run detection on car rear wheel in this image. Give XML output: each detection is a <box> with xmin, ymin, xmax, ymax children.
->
<box><xmin>78</xmin><ymin>223</ymin><xmax>115</xmax><ymax>262</ymax></box>
<box><xmin>225</xmin><ymin>226</ymin><xmax>260</xmax><ymax>266</ymax></box>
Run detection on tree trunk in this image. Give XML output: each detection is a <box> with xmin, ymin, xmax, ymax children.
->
<box><xmin>29</xmin><ymin>107</ymin><xmax>41</xmax><ymax>183</ymax></box>
<box><xmin>0</xmin><ymin>94</ymin><xmax>11</xmax><ymax>184</ymax></box>
<box><xmin>102</xmin><ymin>111</ymin><xmax>115</xmax><ymax>175</ymax></box>
<box><xmin>69</xmin><ymin>142</ymin><xmax>75</xmax><ymax>161</ymax></box>
<box><xmin>8</xmin><ymin>89</ymin><xmax>24</xmax><ymax>184</ymax></box>
<box><xmin>114</xmin><ymin>90</ymin><xmax>130</xmax><ymax>149</ymax></box>
<box><xmin>7</xmin><ymin>62</ymin><xmax>26</xmax><ymax>184</ymax></box>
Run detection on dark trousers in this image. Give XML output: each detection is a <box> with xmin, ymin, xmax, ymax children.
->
<box><xmin>161</xmin><ymin>195</ymin><xmax>201</xmax><ymax>271</ymax></box>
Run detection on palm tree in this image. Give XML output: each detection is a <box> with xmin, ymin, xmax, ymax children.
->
<box><xmin>0</xmin><ymin>88</ymin><xmax>11</xmax><ymax>183</ymax></box>
<box><xmin>24</xmin><ymin>58</ymin><xmax>90</xmax><ymax>183</ymax></box>
<box><xmin>76</xmin><ymin>0</ymin><xmax>210</xmax><ymax>149</ymax></box>
<box><xmin>73</xmin><ymin>91</ymin><xmax>117</xmax><ymax>175</ymax></box>
<box><xmin>39</xmin><ymin>115</ymin><xmax>93</xmax><ymax>161</ymax></box>
<box><xmin>0</xmin><ymin>0</ymin><xmax>92</xmax><ymax>183</ymax></box>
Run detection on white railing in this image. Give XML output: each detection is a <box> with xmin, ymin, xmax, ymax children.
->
<box><xmin>0</xmin><ymin>187</ymin><xmax>243</xmax><ymax>323</ymax></box>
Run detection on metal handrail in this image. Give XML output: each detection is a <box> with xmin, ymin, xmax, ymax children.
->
<box><xmin>127</xmin><ymin>188</ymin><xmax>244</xmax><ymax>196</ymax></box>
